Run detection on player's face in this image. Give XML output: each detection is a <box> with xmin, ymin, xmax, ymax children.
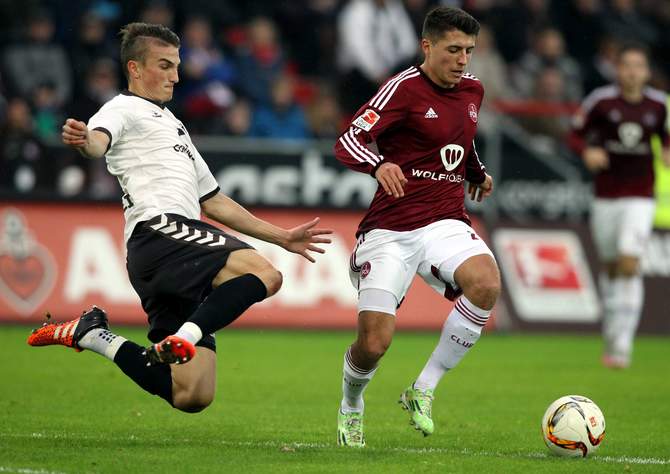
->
<box><xmin>131</xmin><ymin>42</ymin><xmax>180</xmax><ymax>103</ymax></box>
<box><xmin>421</xmin><ymin>30</ymin><xmax>476</xmax><ymax>88</ymax></box>
<box><xmin>616</xmin><ymin>50</ymin><xmax>650</xmax><ymax>93</ymax></box>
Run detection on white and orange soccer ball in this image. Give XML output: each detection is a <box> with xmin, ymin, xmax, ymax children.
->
<box><xmin>541</xmin><ymin>395</ymin><xmax>606</xmax><ymax>458</ymax></box>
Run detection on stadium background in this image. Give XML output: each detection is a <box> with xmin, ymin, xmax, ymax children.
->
<box><xmin>1</xmin><ymin>0</ymin><xmax>669</xmax><ymax>334</ymax></box>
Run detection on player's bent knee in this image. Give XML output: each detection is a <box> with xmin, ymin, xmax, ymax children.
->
<box><xmin>257</xmin><ymin>267</ymin><xmax>282</xmax><ymax>297</ymax></box>
<box><xmin>617</xmin><ymin>257</ymin><xmax>639</xmax><ymax>278</ymax></box>
<box><xmin>173</xmin><ymin>392</ymin><xmax>215</xmax><ymax>413</ymax></box>
<box><xmin>463</xmin><ymin>276</ymin><xmax>500</xmax><ymax>310</ymax></box>
<box><xmin>358</xmin><ymin>335</ymin><xmax>392</xmax><ymax>361</ymax></box>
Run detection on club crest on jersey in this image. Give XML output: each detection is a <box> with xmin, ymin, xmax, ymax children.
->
<box><xmin>353</xmin><ymin>109</ymin><xmax>380</xmax><ymax>132</ymax></box>
<box><xmin>608</xmin><ymin>109</ymin><xmax>622</xmax><ymax>122</ymax></box>
<box><xmin>643</xmin><ymin>112</ymin><xmax>657</xmax><ymax>127</ymax></box>
<box><xmin>468</xmin><ymin>103</ymin><xmax>478</xmax><ymax>123</ymax></box>
<box><xmin>440</xmin><ymin>144</ymin><xmax>465</xmax><ymax>171</ymax></box>
<box><xmin>618</xmin><ymin>122</ymin><xmax>643</xmax><ymax>148</ymax></box>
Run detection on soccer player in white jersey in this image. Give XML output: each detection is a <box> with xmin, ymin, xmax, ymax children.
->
<box><xmin>569</xmin><ymin>43</ymin><xmax>670</xmax><ymax>369</ymax></box>
<box><xmin>27</xmin><ymin>23</ymin><xmax>332</xmax><ymax>413</ymax></box>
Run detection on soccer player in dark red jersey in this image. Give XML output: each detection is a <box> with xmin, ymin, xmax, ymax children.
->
<box><xmin>333</xmin><ymin>6</ymin><xmax>500</xmax><ymax>446</ymax></box>
<box><xmin>569</xmin><ymin>44</ymin><xmax>670</xmax><ymax>369</ymax></box>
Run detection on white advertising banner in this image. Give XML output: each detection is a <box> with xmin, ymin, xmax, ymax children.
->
<box><xmin>493</xmin><ymin>228</ymin><xmax>600</xmax><ymax>323</ymax></box>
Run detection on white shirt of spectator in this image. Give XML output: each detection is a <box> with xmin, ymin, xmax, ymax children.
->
<box><xmin>88</xmin><ymin>92</ymin><xmax>219</xmax><ymax>243</ymax></box>
<box><xmin>337</xmin><ymin>0</ymin><xmax>418</xmax><ymax>81</ymax></box>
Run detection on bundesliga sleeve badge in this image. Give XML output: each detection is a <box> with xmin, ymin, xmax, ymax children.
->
<box><xmin>353</xmin><ymin>109</ymin><xmax>380</xmax><ymax>132</ymax></box>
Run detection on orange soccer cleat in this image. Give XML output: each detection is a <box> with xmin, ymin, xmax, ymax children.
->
<box><xmin>27</xmin><ymin>306</ymin><xmax>109</xmax><ymax>352</ymax></box>
<box><xmin>144</xmin><ymin>335</ymin><xmax>196</xmax><ymax>366</ymax></box>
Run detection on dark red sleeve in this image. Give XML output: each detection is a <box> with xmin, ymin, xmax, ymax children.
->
<box><xmin>567</xmin><ymin>100</ymin><xmax>598</xmax><ymax>156</ymax></box>
<box><xmin>334</xmin><ymin>85</ymin><xmax>407</xmax><ymax>175</ymax></box>
<box><xmin>465</xmin><ymin>139</ymin><xmax>486</xmax><ymax>184</ymax></box>
<box><xmin>660</xmin><ymin>102</ymin><xmax>670</xmax><ymax>147</ymax></box>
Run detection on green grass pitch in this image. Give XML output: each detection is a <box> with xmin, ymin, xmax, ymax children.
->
<box><xmin>1</xmin><ymin>326</ymin><xmax>668</xmax><ymax>473</ymax></box>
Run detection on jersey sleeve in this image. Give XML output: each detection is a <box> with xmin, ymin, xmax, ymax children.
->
<box><xmin>567</xmin><ymin>92</ymin><xmax>600</xmax><ymax>155</ymax></box>
<box><xmin>87</xmin><ymin>101</ymin><xmax>129</xmax><ymax>153</ymax></box>
<box><xmin>193</xmin><ymin>151</ymin><xmax>220</xmax><ymax>202</ymax></box>
<box><xmin>660</xmin><ymin>98</ymin><xmax>670</xmax><ymax>147</ymax></box>
<box><xmin>334</xmin><ymin>80</ymin><xmax>409</xmax><ymax>176</ymax></box>
<box><xmin>465</xmin><ymin>140</ymin><xmax>486</xmax><ymax>184</ymax></box>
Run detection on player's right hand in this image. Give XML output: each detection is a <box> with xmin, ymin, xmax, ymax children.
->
<box><xmin>62</xmin><ymin>118</ymin><xmax>89</xmax><ymax>148</ymax></box>
<box><xmin>583</xmin><ymin>147</ymin><xmax>609</xmax><ymax>173</ymax></box>
<box><xmin>375</xmin><ymin>162</ymin><xmax>408</xmax><ymax>198</ymax></box>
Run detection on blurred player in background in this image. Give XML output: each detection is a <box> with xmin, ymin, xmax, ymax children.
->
<box><xmin>27</xmin><ymin>23</ymin><xmax>332</xmax><ymax>413</ymax></box>
<box><xmin>569</xmin><ymin>44</ymin><xmax>670</xmax><ymax>369</ymax></box>
<box><xmin>333</xmin><ymin>7</ymin><xmax>500</xmax><ymax>446</ymax></box>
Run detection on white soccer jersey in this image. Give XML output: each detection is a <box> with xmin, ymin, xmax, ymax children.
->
<box><xmin>88</xmin><ymin>91</ymin><xmax>219</xmax><ymax>243</ymax></box>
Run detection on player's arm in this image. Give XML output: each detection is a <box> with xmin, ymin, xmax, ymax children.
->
<box><xmin>62</xmin><ymin>118</ymin><xmax>109</xmax><ymax>159</ymax></box>
<box><xmin>568</xmin><ymin>95</ymin><xmax>609</xmax><ymax>173</ymax></box>
<box><xmin>464</xmin><ymin>142</ymin><xmax>492</xmax><ymax>201</ymax></box>
<box><xmin>467</xmin><ymin>174</ymin><xmax>493</xmax><ymax>202</ymax></box>
<box><xmin>201</xmin><ymin>192</ymin><xmax>332</xmax><ymax>263</ymax></box>
<box><xmin>660</xmin><ymin>101</ymin><xmax>670</xmax><ymax>167</ymax></box>
<box><xmin>334</xmin><ymin>83</ymin><xmax>410</xmax><ymax>198</ymax></box>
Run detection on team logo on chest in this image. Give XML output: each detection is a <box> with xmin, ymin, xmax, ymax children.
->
<box><xmin>424</xmin><ymin>107</ymin><xmax>438</xmax><ymax>119</ymax></box>
<box><xmin>618</xmin><ymin>122</ymin><xmax>643</xmax><ymax>148</ymax></box>
<box><xmin>468</xmin><ymin>103</ymin><xmax>478</xmax><ymax>123</ymax></box>
<box><xmin>440</xmin><ymin>144</ymin><xmax>465</xmax><ymax>171</ymax></box>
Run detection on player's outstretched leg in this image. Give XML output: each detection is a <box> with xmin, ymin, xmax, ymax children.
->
<box><xmin>28</xmin><ymin>306</ymin><xmax>187</xmax><ymax>407</ymax></box>
<box><xmin>337</xmin><ymin>410</ymin><xmax>365</xmax><ymax>447</ymax></box>
<box><xmin>28</xmin><ymin>306</ymin><xmax>195</xmax><ymax>366</ymax></box>
<box><xmin>27</xmin><ymin>306</ymin><xmax>110</xmax><ymax>352</ymax></box>
<box><xmin>398</xmin><ymin>383</ymin><xmax>435</xmax><ymax>436</ymax></box>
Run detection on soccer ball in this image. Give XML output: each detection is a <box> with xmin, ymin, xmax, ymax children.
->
<box><xmin>541</xmin><ymin>395</ymin><xmax>606</xmax><ymax>458</ymax></box>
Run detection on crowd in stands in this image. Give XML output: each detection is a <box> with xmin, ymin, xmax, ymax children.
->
<box><xmin>1</xmin><ymin>0</ymin><xmax>669</xmax><ymax>197</ymax></box>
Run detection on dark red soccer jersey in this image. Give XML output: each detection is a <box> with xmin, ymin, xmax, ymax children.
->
<box><xmin>569</xmin><ymin>84</ymin><xmax>669</xmax><ymax>198</ymax></box>
<box><xmin>334</xmin><ymin>66</ymin><xmax>486</xmax><ymax>235</ymax></box>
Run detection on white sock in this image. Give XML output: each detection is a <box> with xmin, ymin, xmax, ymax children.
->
<box><xmin>340</xmin><ymin>347</ymin><xmax>377</xmax><ymax>414</ymax></box>
<box><xmin>174</xmin><ymin>322</ymin><xmax>203</xmax><ymax>345</ymax></box>
<box><xmin>415</xmin><ymin>296</ymin><xmax>490</xmax><ymax>390</ymax></box>
<box><xmin>77</xmin><ymin>328</ymin><xmax>127</xmax><ymax>361</ymax></box>
<box><xmin>599</xmin><ymin>272</ymin><xmax>617</xmax><ymax>353</ymax></box>
<box><xmin>610</xmin><ymin>275</ymin><xmax>643</xmax><ymax>359</ymax></box>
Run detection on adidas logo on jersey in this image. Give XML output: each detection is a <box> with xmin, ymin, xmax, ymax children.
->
<box><xmin>425</xmin><ymin>107</ymin><xmax>438</xmax><ymax>119</ymax></box>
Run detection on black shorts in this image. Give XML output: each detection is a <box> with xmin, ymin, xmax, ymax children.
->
<box><xmin>126</xmin><ymin>213</ymin><xmax>253</xmax><ymax>351</ymax></box>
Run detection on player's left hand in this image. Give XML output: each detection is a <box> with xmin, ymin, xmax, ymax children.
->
<box><xmin>283</xmin><ymin>217</ymin><xmax>333</xmax><ymax>263</ymax></box>
<box><xmin>468</xmin><ymin>174</ymin><xmax>493</xmax><ymax>202</ymax></box>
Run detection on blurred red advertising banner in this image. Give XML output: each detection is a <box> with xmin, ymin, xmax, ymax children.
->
<box><xmin>0</xmin><ymin>202</ymin><xmax>496</xmax><ymax>330</ymax></box>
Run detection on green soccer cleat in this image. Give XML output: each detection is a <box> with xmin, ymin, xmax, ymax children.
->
<box><xmin>399</xmin><ymin>384</ymin><xmax>435</xmax><ymax>436</ymax></box>
<box><xmin>337</xmin><ymin>410</ymin><xmax>365</xmax><ymax>447</ymax></box>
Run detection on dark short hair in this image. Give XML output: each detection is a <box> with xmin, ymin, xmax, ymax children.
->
<box><xmin>616</xmin><ymin>42</ymin><xmax>650</xmax><ymax>63</ymax></box>
<box><xmin>422</xmin><ymin>6</ymin><xmax>480</xmax><ymax>42</ymax></box>
<box><xmin>119</xmin><ymin>22</ymin><xmax>180</xmax><ymax>79</ymax></box>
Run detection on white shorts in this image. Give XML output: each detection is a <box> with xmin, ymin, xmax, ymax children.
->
<box><xmin>589</xmin><ymin>198</ymin><xmax>655</xmax><ymax>261</ymax></box>
<box><xmin>349</xmin><ymin>219</ymin><xmax>495</xmax><ymax>312</ymax></box>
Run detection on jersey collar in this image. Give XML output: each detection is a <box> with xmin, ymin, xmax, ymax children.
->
<box><xmin>417</xmin><ymin>65</ymin><xmax>459</xmax><ymax>94</ymax></box>
<box><xmin>121</xmin><ymin>89</ymin><xmax>167</xmax><ymax>109</ymax></box>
